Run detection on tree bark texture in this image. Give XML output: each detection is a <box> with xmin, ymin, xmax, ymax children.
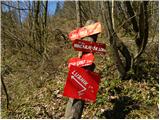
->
<box><xmin>124</xmin><ymin>1</ymin><xmax>148</xmax><ymax>61</ymax></box>
<box><xmin>17</xmin><ymin>1</ymin><xmax>22</xmax><ymax>29</ymax></box>
<box><xmin>42</xmin><ymin>0</ymin><xmax>48</xmax><ymax>56</ymax></box>
<box><xmin>134</xmin><ymin>1</ymin><xmax>148</xmax><ymax>60</ymax></box>
<box><xmin>76</xmin><ymin>1</ymin><xmax>81</xmax><ymax>28</ymax></box>
<box><xmin>124</xmin><ymin>1</ymin><xmax>139</xmax><ymax>33</ymax></box>
<box><xmin>34</xmin><ymin>1</ymin><xmax>44</xmax><ymax>54</ymax></box>
<box><xmin>112</xmin><ymin>0</ymin><xmax>115</xmax><ymax>30</ymax></box>
<box><xmin>1</xmin><ymin>76</ymin><xmax>9</xmax><ymax>109</ymax></box>
<box><xmin>100</xmin><ymin>1</ymin><xmax>131</xmax><ymax>79</ymax></box>
<box><xmin>1</xmin><ymin>67</ymin><xmax>11</xmax><ymax>109</ymax></box>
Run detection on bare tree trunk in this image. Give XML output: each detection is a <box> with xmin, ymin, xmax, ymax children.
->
<box><xmin>76</xmin><ymin>1</ymin><xmax>81</xmax><ymax>27</ymax></box>
<box><xmin>17</xmin><ymin>1</ymin><xmax>22</xmax><ymax>29</ymax></box>
<box><xmin>124</xmin><ymin>1</ymin><xmax>148</xmax><ymax>61</ymax></box>
<box><xmin>112</xmin><ymin>0</ymin><xmax>115</xmax><ymax>30</ymax></box>
<box><xmin>43</xmin><ymin>1</ymin><xmax>48</xmax><ymax>28</ymax></box>
<box><xmin>134</xmin><ymin>1</ymin><xmax>148</xmax><ymax>61</ymax></box>
<box><xmin>116</xmin><ymin>1</ymin><xmax>132</xmax><ymax>34</ymax></box>
<box><xmin>28</xmin><ymin>1</ymin><xmax>33</xmax><ymax>39</ymax></box>
<box><xmin>39</xmin><ymin>1</ymin><xmax>49</xmax><ymax>70</ymax></box>
<box><xmin>100</xmin><ymin>1</ymin><xmax>132</xmax><ymax>79</ymax></box>
<box><xmin>1</xmin><ymin>71</ymin><xmax>10</xmax><ymax>109</ymax></box>
<box><xmin>101</xmin><ymin>1</ymin><xmax>124</xmax><ymax>79</ymax></box>
<box><xmin>124</xmin><ymin>1</ymin><xmax>139</xmax><ymax>33</ymax></box>
<box><xmin>43</xmin><ymin>1</ymin><xmax>48</xmax><ymax>41</ymax></box>
<box><xmin>42</xmin><ymin>0</ymin><xmax>48</xmax><ymax>58</ymax></box>
<box><xmin>34</xmin><ymin>1</ymin><xmax>43</xmax><ymax>54</ymax></box>
<box><xmin>33</xmin><ymin>1</ymin><xmax>36</xmax><ymax>46</ymax></box>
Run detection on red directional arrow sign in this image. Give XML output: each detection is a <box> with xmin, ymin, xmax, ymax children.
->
<box><xmin>72</xmin><ymin>40</ymin><xmax>106</xmax><ymax>54</ymax></box>
<box><xmin>68</xmin><ymin>53</ymin><xmax>94</xmax><ymax>69</ymax></box>
<box><xmin>63</xmin><ymin>65</ymin><xmax>100</xmax><ymax>102</ymax></box>
<box><xmin>68</xmin><ymin>22</ymin><xmax>101</xmax><ymax>41</ymax></box>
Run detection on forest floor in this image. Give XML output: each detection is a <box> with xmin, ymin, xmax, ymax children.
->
<box><xmin>1</xmin><ymin>35</ymin><xmax>159</xmax><ymax>119</ymax></box>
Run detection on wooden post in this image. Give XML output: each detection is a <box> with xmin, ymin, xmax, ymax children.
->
<box><xmin>64</xmin><ymin>20</ymin><xmax>98</xmax><ymax>119</ymax></box>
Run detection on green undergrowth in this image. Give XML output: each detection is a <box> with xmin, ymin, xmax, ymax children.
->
<box><xmin>1</xmin><ymin>35</ymin><xmax>159</xmax><ymax>119</ymax></box>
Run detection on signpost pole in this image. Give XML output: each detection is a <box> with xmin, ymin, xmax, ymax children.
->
<box><xmin>64</xmin><ymin>20</ymin><xmax>98</xmax><ymax>118</ymax></box>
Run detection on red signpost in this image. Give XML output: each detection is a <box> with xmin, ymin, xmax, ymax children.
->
<box><xmin>63</xmin><ymin>65</ymin><xmax>100</xmax><ymax>102</ymax></box>
<box><xmin>68</xmin><ymin>22</ymin><xmax>101</xmax><ymax>41</ymax></box>
<box><xmin>68</xmin><ymin>53</ymin><xmax>94</xmax><ymax>69</ymax></box>
<box><xmin>64</xmin><ymin>22</ymin><xmax>105</xmax><ymax>102</ymax></box>
<box><xmin>72</xmin><ymin>39</ymin><xmax>106</xmax><ymax>54</ymax></box>
<box><xmin>64</xmin><ymin>21</ymin><xmax>104</xmax><ymax>118</ymax></box>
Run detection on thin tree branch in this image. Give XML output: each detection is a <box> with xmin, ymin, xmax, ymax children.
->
<box><xmin>1</xmin><ymin>2</ymin><xmax>32</xmax><ymax>10</ymax></box>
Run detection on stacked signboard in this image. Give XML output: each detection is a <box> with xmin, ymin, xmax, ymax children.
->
<box><xmin>63</xmin><ymin>22</ymin><xmax>106</xmax><ymax>102</ymax></box>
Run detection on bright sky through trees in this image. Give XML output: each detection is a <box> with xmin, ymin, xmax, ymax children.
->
<box><xmin>1</xmin><ymin>0</ymin><xmax>64</xmax><ymax>21</ymax></box>
<box><xmin>48</xmin><ymin>1</ymin><xmax>57</xmax><ymax>15</ymax></box>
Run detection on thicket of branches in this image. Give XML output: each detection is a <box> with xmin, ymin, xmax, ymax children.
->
<box><xmin>2</xmin><ymin>1</ymin><xmax>158</xmax><ymax>80</ymax></box>
<box><xmin>1</xmin><ymin>1</ymin><xmax>159</xmax><ymax>119</ymax></box>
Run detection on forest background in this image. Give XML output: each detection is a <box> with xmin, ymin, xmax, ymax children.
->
<box><xmin>1</xmin><ymin>0</ymin><xmax>159</xmax><ymax>119</ymax></box>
